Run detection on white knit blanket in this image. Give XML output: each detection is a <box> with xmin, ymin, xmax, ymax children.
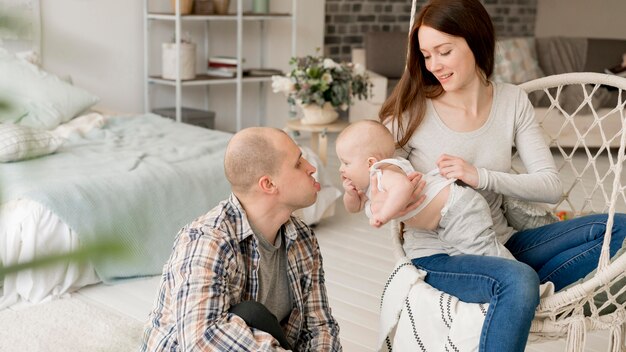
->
<box><xmin>378</xmin><ymin>258</ymin><xmax>487</xmax><ymax>352</ymax></box>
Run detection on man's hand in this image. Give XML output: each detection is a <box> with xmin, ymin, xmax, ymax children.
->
<box><xmin>369</xmin><ymin>171</ymin><xmax>426</xmax><ymax>218</ymax></box>
<box><xmin>437</xmin><ymin>154</ymin><xmax>479</xmax><ymax>188</ymax></box>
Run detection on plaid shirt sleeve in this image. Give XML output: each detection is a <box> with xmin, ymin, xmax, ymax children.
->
<box><xmin>166</xmin><ymin>226</ymin><xmax>289</xmax><ymax>351</ymax></box>
<box><xmin>292</xmin><ymin>227</ymin><xmax>342</xmax><ymax>351</ymax></box>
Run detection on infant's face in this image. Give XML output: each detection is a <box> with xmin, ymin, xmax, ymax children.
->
<box><xmin>336</xmin><ymin>139</ymin><xmax>371</xmax><ymax>190</ymax></box>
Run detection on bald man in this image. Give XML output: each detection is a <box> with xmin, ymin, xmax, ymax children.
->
<box><xmin>141</xmin><ymin>127</ymin><xmax>341</xmax><ymax>352</ymax></box>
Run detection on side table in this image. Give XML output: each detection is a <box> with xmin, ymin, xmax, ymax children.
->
<box><xmin>286</xmin><ymin>118</ymin><xmax>349</xmax><ymax>166</ymax></box>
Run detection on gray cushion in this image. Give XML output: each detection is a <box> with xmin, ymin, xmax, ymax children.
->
<box><xmin>584</xmin><ymin>38</ymin><xmax>626</xmax><ymax>73</ymax></box>
<box><xmin>532</xmin><ymin>37</ymin><xmax>625</xmax><ymax>112</ymax></box>
<box><xmin>365</xmin><ymin>31</ymin><xmax>408</xmax><ymax>79</ymax></box>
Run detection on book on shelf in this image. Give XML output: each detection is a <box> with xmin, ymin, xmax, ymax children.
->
<box><xmin>208</xmin><ymin>61</ymin><xmax>237</xmax><ymax>69</ymax></box>
<box><xmin>208</xmin><ymin>56</ymin><xmax>245</xmax><ymax>66</ymax></box>
<box><xmin>207</xmin><ymin>67</ymin><xmax>236</xmax><ymax>78</ymax></box>
<box><xmin>244</xmin><ymin>68</ymin><xmax>284</xmax><ymax>77</ymax></box>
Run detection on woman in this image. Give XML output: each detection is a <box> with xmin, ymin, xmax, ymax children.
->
<box><xmin>378</xmin><ymin>0</ymin><xmax>626</xmax><ymax>351</ymax></box>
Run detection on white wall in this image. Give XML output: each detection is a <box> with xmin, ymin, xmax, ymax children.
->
<box><xmin>40</xmin><ymin>0</ymin><xmax>324</xmax><ymax>130</ymax></box>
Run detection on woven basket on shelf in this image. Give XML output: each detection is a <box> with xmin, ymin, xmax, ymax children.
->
<box><xmin>193</xmin><ymin>0</ymin><xmax>213</xmax><ymax>14</ymax></box>
<box><xmin>170</xmin><ymin>0</ymin><xmax>193</xmax><ymax>14</ymax></box>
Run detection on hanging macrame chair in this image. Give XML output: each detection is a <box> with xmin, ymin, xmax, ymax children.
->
<box><xmin>387</xmin><ymin>1</ymin><xmax>626</xmax><ymax>351</ymax></box>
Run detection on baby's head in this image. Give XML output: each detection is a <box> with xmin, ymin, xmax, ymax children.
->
<box><xmin>335</xmin><ymin>120</ymin><xmax>396</xmax><ymax>190</ymax></box>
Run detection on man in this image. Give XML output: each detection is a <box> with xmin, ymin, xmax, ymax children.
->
<box><xmin>141</xmin><ymin>127</ymin><xmax>342</xmax><ymax>351</ymax></box>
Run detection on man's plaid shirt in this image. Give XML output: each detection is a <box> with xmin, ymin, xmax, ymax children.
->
<box><xmin>141</xmin><ymin>194</ymin><xmax>341</xmax><ymax>351</ymax></box>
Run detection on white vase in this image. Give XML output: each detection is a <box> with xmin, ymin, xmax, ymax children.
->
<box><xmin>300</xmin><ymin>102</ymin><xmax>339</xmax><ymax>125</ymax></box>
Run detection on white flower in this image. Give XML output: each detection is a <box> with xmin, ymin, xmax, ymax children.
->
<box><xmin>271</xmin><ymin>75</ymin><xmax>294</xmax><ymax>95</ymax></box>
<box><xmin>321</xmin><ymin>72</ymin><xmax>333</xmax><ymax>84</ymax></box>
<box><xmin>323</xmin><ymin>58</ymin><xmax>340</xmax><ymax>70</ymax></box>
<box><xmin>354</xmin><ymin>63</ymin><xmax>365</xmax><ymax>76</ymax></box>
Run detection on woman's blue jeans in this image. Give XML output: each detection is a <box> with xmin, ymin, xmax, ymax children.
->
<box><xmin>411</xmin><ymin>213</ymin><xmax>626</xmax><ymax>352</ymax></box>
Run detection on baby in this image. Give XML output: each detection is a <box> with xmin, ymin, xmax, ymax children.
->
<box><xmin>335</xmin><ymin>120</ymin><xmax>514</xmax><ymax>259</ymax></box>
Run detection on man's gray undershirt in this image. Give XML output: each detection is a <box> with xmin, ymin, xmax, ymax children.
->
<box><xmin>254</xmin><ymin>228</ymin><xmax>293</xmax><ymax>322</ymax></box>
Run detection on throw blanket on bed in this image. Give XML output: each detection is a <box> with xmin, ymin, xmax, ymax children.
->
<box><xmin>379</xmin><ymin>258</ymin><xmax>486</xmax><ymax>352</ymax></box>
<box><xmin>0</xmin><ymin>114</ymin><xmax>232</xmax><ymax>282</ymax></box>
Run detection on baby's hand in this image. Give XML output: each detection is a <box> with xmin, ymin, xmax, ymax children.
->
<box><xmin>342</xmin><ymin>178</ymin><xmax>359</xmax><ymax>195</ymax></box>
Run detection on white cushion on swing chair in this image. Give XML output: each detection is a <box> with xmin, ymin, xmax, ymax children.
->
<box><xmin>379</xmin><ymin>256</ymin><xmax>556</xmax><ymax>351</ymax></box>
<box><xmin>378</xmin><ymin>258</ymin><xmax>486</xmax><ymax>352</ymax></box>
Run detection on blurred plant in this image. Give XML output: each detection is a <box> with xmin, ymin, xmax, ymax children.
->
<box><xmin>0</xmin><ymin>6</ymin><xmax>30</xmax><ymax>39</ymax></box>
<box><xmin>0</xmin><ymin>4</ymin><xmax>29</xmax><ymax>116</ymax></box>
<box><xmin>0</xmin><ymin>240</ymin><xmax>127</xmax><ymax>279</ymax></box>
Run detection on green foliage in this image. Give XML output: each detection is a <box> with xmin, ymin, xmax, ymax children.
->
<box><xmin>0</xmin><ymin>6</ymin><xmax>29</xmax><ymax>116</ymax></box>
<box><xmin>0</xmin><ymin>240</ymin><xmax>128</xmax><ymax>279</ymax></box>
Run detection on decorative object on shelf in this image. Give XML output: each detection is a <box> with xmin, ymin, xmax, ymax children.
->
<box><xmin>193</xmin><ymin>0</ymin><xmax>213</xmax><ymax>14</ymax></box>
<box><xmin>272</xmin><ymin>53</ymin><xmax>372</xmax><ymax>125</ymax></box>
<box><xmin>212</xmin><ymin>0</ymin><xmax>230</xmax><ymax>15</ymax></box>
<box><xmin>162</xmin><ymin>35</ymin><xmax>196</xmax><ymax>80</ymax></box>
<box><xmin>170</xmin><ymin>0</ymin><xmax>193</xmax><ymax>14</ymax></box>
<box><xmin>252</xmin><ymin>0</ymin><xmax>269</xmax><ymax>14</ymax></box>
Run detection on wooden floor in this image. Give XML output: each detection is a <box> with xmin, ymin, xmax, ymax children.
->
<box><xmin>16</xmin><ymin>133</ymin><xmax>620</xmax><ymax>351</ymax></box>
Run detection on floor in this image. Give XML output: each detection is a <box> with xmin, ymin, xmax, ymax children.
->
<box><xmin>7</xmin><ymin>133</ymin><xmax>622</xmax><ymax>351</ymax></box>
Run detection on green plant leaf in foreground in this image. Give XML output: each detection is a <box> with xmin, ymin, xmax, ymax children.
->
<box><xmin>0</xmin><ymin>240</ymin><xmax>127</xmax><ymax>279</ymax></box>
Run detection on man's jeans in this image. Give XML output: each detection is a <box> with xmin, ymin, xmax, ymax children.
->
<box><xmin>412</xmin><ymin>213</ymin><xmax>626</xmax><ymax>352</ymax></box>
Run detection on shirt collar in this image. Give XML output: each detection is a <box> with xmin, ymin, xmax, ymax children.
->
<box><xmin>227</xmin><ymin>193</ymin><xmax>300</xmax><ymax>244</ymax></box>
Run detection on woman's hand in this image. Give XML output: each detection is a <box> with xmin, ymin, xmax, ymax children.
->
<box><xmin>437</xmin><ymin>154</ymin><xmax>479</xmax><ymax>188</ymax></box>
<box><xmin>369</xmin><ymin>171</ymin><xmax>426</xmax><ymax>218</ymax></box>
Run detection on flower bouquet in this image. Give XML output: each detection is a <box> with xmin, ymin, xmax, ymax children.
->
<box><xmin>272</xmin><ymin>53</ymin><xmax>372</xmax><ymax>124</ymax></box>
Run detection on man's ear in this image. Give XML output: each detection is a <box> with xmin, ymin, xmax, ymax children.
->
<box><xmin>367</xmin><ymin>157</ymin><xmax>378</xmax><ymax>167</ymax></box>
<box><xmin>258</xmin><ymin>175</ymin><xmax>277</xmax><ymax>194</ymax></box>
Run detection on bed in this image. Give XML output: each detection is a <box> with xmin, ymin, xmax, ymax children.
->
<box><xmin>0</xmin><ymin>0</ymin><xmax>340</xmax><ymax>308</ymax></box>
<box><xmin>0</xmin><ymin>107</ymin><xmax>235</xmax><ymax>305</ymax></box>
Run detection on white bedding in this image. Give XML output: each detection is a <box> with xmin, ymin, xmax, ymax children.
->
<box><xmin>0</xmin><ymin>199</ymin><xmax>100</xmax><ymax>309</ymax></box>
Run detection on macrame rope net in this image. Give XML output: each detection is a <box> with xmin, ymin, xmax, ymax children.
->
<box><xmin>399</xmin><ymin>4</ymin><xmax>626</xmax><ymax>350</ymax></box>
<box><xmin>520</xmin><ymin>73</ymin><xmax>626</xmax><ymax>348</ymax></box>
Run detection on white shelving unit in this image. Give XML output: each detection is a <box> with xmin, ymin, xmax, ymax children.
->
<box><xmin>143</xmin><ymin>0</ymin><xmax>297</xmax><ymax>131</ymax></box>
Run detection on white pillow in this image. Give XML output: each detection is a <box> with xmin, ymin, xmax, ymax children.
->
<box><xmin>0</xmin><ymin>123</ymin><xmax>64</xmax><ymax>162</ymax></box>
<box><xmin>492</xmin><ymin>37</ymin><xmax>545</xmax><ymax>84</ymax></box>
<box><xmin>0</xmin><ymin>48</ymin><xmax>99</xmax><ymax>130</ymax></box>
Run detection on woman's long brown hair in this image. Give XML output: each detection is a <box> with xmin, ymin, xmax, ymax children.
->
<box><xmin>378</xmin><ymin>0</ymin><xmax>495</xmax><ymax>150</ymax></box>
